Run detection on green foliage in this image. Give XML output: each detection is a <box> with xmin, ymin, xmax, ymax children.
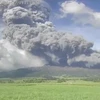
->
<box><xmin>0</xmin><ymin>82</ymin><xmax>100</xmax><ymax>100</ymax></box>
<box><xmin>42</xmin><ymin>75</ymin><xmax>56</xmax><ymax>80</ymax></box>
<box><xmin>22</xmin><ymin>78</ymin><xmax>46</xmax><ymax>83</ymax></box>
<box><xmin>0</xmin><ymin>79</ymin><xmax>14</xmax><ymax>83</ymax></box>
<box><xmin>57</xmin><ymin>78</ymin><xmax>66</xmax><ymax>83</ymax></box>
<box><xmin>83</xmin><ymin>77</ymin><xmax>100</xmax><ymax>82</ymax></box>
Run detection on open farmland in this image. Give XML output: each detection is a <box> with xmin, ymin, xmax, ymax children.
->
<box><xmin>0</xmin><ymin>81</ymin><xmax>100</xmax><ymax>100</ymax></box>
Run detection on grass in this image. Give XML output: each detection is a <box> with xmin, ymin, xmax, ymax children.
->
<box><xmin>0</xmin><ymin>81</ymin><xmax>100</xmax><ymax>100</ymax></box>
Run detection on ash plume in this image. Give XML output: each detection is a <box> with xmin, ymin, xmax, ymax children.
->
<box><xmin>0</xmin><ymin>0</ymin><xmax>100</xmax><ymax>70</ymax></box>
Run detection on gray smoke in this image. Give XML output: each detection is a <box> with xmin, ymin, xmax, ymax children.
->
<box><xmin>0</xmin><ymin>0</ymin><xmax>100</xmax><ymax>70</ymax></box>
<box><xmin>3</xmin><ymin>7</ymin><xmax>33</xmax><ymax>25</ymax></box>
<box><xmin>68</xmin><ymin>52</ymin><xmax>100</xmax><ymax>68</ymax></box>
<box><xmin>0</xmin><ymin>0</ymin><xmax>50</xmax><ymax>23</ymax></box>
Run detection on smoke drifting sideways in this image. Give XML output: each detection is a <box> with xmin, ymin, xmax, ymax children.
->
<box><xmin>0</xmin><ymin>0</ymin><xmax>100</xmax><ymax>71</ymax></box>
<box><xmin>0</xmin><ymin>40</ymin><xmax>47</xmax><ymax>71</ymax></box>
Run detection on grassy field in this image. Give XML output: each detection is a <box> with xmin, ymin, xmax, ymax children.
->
<box><xmin>0</xmin><ymin>81</ymin><xmax>100</xmax><ymax>100</ymax></box>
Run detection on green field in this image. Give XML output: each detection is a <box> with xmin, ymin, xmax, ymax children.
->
<box><xmin>0</xmin><ymin>81</ymin><xmax>100</xmax><ymax>100</ymax></box>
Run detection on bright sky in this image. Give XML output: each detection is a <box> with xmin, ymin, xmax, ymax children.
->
<box><xmin>46</xmin><ymin>0</ymin><xmax>100</xmax><ymax>50</ymax></box>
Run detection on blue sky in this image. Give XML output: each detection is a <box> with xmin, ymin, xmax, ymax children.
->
<box><xmin>46</xmin><ymin>0</ymin><xmax>100</xmax><ymax>50</ymax></box>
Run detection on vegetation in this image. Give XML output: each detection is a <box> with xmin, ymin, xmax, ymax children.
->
<box><xmin>0</xmin><ymin>80</ymin><xmax>100</xmax><ymax>100</ymax></box>
<box><xmin>1</xmin><ymin>76</ymin><xmax>100</xmax><ymax>83</ymax></box>
<box><xmin>0</xmin><ymin>67</ymin><xmax>100</xmax><ymax>100</ymax></box>
<box><xmin>1</xmin><ymin>67</ymin><xmax>100</xmax><ymax>78</ymax></box>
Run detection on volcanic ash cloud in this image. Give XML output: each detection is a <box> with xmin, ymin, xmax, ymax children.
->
<box><xmin>0</xmin><ymin>0</ymin><xmax>100</xmax><ymax>70</ymax></box>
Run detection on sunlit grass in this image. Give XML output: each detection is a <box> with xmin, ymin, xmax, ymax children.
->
<box><xmin>0</xmin><ymin>81</ymin><xmax>100</xmax><ymax>100</ymax></box>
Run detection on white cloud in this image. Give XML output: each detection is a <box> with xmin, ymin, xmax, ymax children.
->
<box><xmin>60</xmin><ymin>1</ymin><xmax>88</xmax><ymax>14</ymax></box>
<box><xmin>59</xmin><ymin>1</ymin><xmax>100</xmax><ymax>27</ymax></box>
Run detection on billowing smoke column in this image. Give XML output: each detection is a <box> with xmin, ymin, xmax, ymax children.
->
<box><xmin>0</xmin><ymin>0</ymin><xmax>100</xmax><ymax>70</ymax></box>
<box><xmin>0</xmin><ymin>0</ymin><xmax>50</xmax><ymax>24</ymax></box>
